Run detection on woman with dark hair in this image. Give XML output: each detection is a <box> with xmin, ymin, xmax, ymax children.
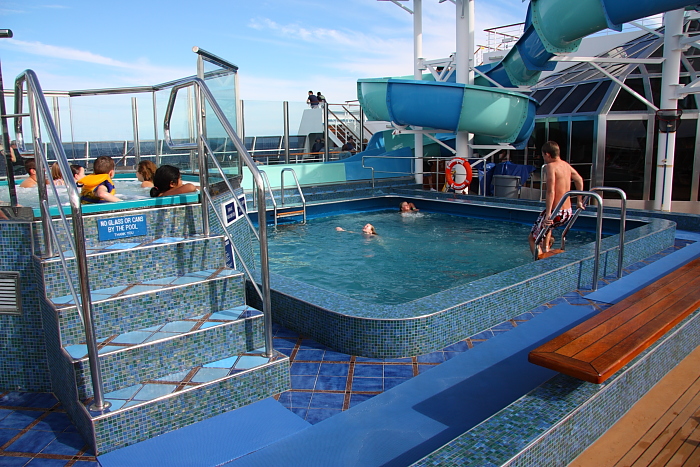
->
<box><xmin>150</xmin><ymin>165</ymin><xmax>197</xmax><ymax>197</ymax></box>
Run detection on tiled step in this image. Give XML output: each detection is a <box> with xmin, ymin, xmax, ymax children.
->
<box><xmin>85</xmin><ymin>348</ymin><xmax>290</xmax><ymax>454</ymax></box>
<box><xmin>41</xmin><ymin>235</ymin><xmax>226</xmax><ymax>301</ymax></box>
<box><xmin>53</xmin><ymin>267</ymin><xmax>245</xmax><ymax>347</ymax></box>
<box><xmin>67</xmin><ymin>305</ymin><xmax>264</xmax><ymax>400</ymax></box>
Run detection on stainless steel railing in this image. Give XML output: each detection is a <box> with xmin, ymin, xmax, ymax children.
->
<box><xmin>533</xmin><ymin>190</ymin><xmax>604</xmax><ymax>291</ymax></box>
<box><xmin>14</xmin><ymin>70</ymin><xmax>110</xmax><ymax>412</ymax></box>
<box><xmin>163</xmin><ymin>77</ymin><xmax>274</xmax><ymax>357</ymax></box>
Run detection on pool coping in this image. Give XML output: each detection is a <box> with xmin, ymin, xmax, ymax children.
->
<box><xmin>248</xmin><ymin>194</ymin><xmax>676</xmax><ymax>357</ymax></box>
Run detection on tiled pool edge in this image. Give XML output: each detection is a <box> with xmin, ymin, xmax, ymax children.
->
<box><xmin>248</xmin><ymin>196</ymin><xmax>676</xmax><ymax>358</ymax></box>
<box><xmin>411</xmin><ymin>308</ymin><xmax>700</xmax><ymax>466</ymax></box>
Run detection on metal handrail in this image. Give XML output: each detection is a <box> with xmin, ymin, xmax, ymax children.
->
<box><xmin>590</xmin><ymin>187</ymin><xmax>627</xmax><ymax>278</ymax></box>
<box><xmin>280</xmin><ymin>168</ymin><xmax>307</xmax><ymax>225</ymax></box>
<box><xmin>162</xmin><ymin>77</ymin><xmax>274</xmax><ymax>357</ymax></box>
<box><xmin>534</xmin><ymin>190</ymin><xmax>604</xmax><ymax>291</ymax></box>
<box><xmin>256</xmin><ymin>169</ymin><xmax>278</xmax><ymax>222</ymax></box>
<box><xmin>14</xmin><ymin>70</ymin><xmax>109</xmax><ymax>412</ymax></box>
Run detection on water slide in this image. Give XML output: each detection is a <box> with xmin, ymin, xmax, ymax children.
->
<box><xmin>358</xmin><ymin>0</ymin><xmax>700</xmax><ymax>147</ymax></box>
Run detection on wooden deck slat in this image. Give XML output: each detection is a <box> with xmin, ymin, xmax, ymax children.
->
<box><xmin>570</xmin><ymin>347</ymin><xmax>700</xmax><ymax>467</ymax></box>
<box><xmin>628</xmin><ymin>389</ymin><xmax>700</xmax><ymax>466</ymax></box>
<box><xmin>529</xmin><ymin>258</ymin><xmax>700</xmax><ymax>384</ymax></box>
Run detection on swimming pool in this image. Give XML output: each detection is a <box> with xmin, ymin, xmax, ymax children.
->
<box><xmin>248</xmin><ymin>195</ymin><xmax>676</xmax><ymax>357</ymax></box>
<box><xmin>267</xmin><ymin>210</ymin><xmax>598</xmax><ymax>304</ymax></box>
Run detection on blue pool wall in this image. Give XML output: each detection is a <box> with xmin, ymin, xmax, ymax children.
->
<box><xmin>413</xmin><ymin>309</ymin><xmax>700</xmax><ymax>466</ymax></box>
<box><xmin>247</xmin><ymin>195</ymin><xmax>677</xmax><ymax>358</ymax></box>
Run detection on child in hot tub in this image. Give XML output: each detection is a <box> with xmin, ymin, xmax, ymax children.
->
<box><xmin>80</xmin><ymin>156</ymin><xmax>120</xmax><ymax>203</ymax></box>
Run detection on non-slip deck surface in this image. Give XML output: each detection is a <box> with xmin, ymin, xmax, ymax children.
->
<box><xmin>529</xmin><ymin>258</ymin><xmax>700</xmax><ymax>384</ymax></box>
<box><xmin>570</xmin><ymin>344</ymin><xmax>700</xmax><ymax>466</ymax></box>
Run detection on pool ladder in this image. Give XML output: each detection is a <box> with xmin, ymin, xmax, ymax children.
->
<box><xmin>258</xmin><ymin>168</ymin><xmax>307</xmax><ymax>227</ymax></box>
<box><xmin>534</xmin><ymin>187</ymin><xmax>627</xmax><ymax>291</ymax></box>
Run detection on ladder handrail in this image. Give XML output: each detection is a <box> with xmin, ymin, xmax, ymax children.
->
<box><xmin>590</xmin><ymin>186</ymin><xmax>627</xmax><ymax>278</ymax></box>
<box><xmin>14</xmin><ymin>70</ymin><xmax>110</xmax><ymax>412</ymax></box>
<box><xmin>280</xmin><ymin>168</ymin><xmax>307</xmax><ymax>225</ymax></box>
<box><xmin>162</xmin><ymin>77</ymin><xmax>274</xmax><ymax>358</ymax></box>
<box><xmin>256</xmin><ymin>170</ymin><xmax>280</xmax><ymax>227</ymax></box>
<box><xmin>534</xmin><ymin>190</ymin><xmax>604</xmax><ymax>291</ymax></box>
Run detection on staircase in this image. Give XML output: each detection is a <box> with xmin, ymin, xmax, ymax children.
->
<box><xmin>39</xmin><ymin>231</ymin><xmax>290</xmax><ymax>454</ymax></box>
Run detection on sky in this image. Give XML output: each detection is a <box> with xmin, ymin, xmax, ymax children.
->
<box><xmin>0</xmin><ymin>0</ymin><xmax>530</xmax><ymax>104</ymax></box>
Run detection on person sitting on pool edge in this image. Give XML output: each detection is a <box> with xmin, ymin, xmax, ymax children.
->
<box><xmin>150</xmin><ymin>165</ymin><xmax>197</xmax><ymax>197</ymax></box>
<box><xmin>80</xmin><ymin>156</ymin><xmax>120</xmax><ymax>203</ymax></box>
<box><xmin>19</xmin><ymin>159</ymin><xmax>38</xmax><ymax>188</ymax></box>
<box><xmin>335</xmin><ymin>223</ymin><xmax>378</xmax><ymax>235</ymax></box>
<box><xmin>399</xmin><ymin>201</ymin><xmax>419</xmax><ymax>213</ymax></box>
<box><xmin>136</xmin><ymin>160</ymin><xmax>157</xmax><ymax>188</ymax></box>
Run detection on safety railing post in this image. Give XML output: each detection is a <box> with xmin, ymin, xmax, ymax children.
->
<box><xmin>591</xmin><ymin>187</ymin><xmax>627</xmax><ymax>278</ymax></box>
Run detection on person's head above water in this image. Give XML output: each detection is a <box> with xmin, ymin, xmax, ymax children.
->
<box><xmin>399</xmin><ymin>201</ymin><xmax>418</xmax><ymax>212</ymax></box>
<box><xmin>362</xmin><ymin>223</ymin><xmax>377</xmax><ymax>235</ymax></box>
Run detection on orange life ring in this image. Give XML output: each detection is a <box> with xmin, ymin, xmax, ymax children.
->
<box><xmin>445</xmin><ymin>157</ymin><xmax>473</xmax><ymax>190</ymax></box>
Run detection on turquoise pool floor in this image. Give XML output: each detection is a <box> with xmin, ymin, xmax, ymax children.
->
<box><xmin>0</xmin><ymin>238</ymin><xmax>693</xmax><ymax>466</ymax></box>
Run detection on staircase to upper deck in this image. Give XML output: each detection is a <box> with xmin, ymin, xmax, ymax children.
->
<box><xmin>36</xmin><ymin>205</ymin><xmax>290</xmax><ymax>454</ymax></box>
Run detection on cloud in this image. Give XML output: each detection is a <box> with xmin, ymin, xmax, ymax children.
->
<box><xmin>0</xmin><ymin>39</ymin><xmax>191</xmax><ymax>82</ymax></box>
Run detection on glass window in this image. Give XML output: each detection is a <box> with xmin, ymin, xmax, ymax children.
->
<box><xmin>531</xmin><ymin>89</ymin><xmax>552</xmax><ymax>105</ymax></box>
<box><xmin>556</xmin><ymin>83</ymin><xmax>597</xmax><ymax>114</ymax></box>
<box><xmin>645</xmin><ymin>46</ymin><xmax>664</xmax><ymax>74</ymax></box>
<box><xmin>610</xmin><ymin>79</ymin><xmax>648</xmax><ymax>112</ymax></box>
<box><xmin>650</xmin><ymin>77</ymin><xmax>697</xmax><ymax>110</ymax></box>
<box><xmin>548</xmin><ymin>121</ymin><xmax>569</xmax><ymax>160</ymax></box>
<box><xmin>570</xmin><ymin>120</ymin><xmax>595</xmax><ymax>189</ymax></box>
<box><xmin>604</xmin><ymin>120</ymin><xmax>648</xmax><ymax>199</ymax></box>
<box><xmin>536</xmin><ymin>86</ymin><xmax>573</xmax><ymax>115</ymax></box>
<box><xmin>578</xmin><ymin>81</ymin><xmax>612</xmax><ymax>113</ymax></box>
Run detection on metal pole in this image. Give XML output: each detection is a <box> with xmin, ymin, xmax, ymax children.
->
<box><xmin>283</xmin><ymin>101</ymin><xmax>290</xmax><ymax>164</ymax></box>
<box><xmin>194</xmin><ymin>83</ymin><xmax>210</xmax><ymax>236</ymax></box>
<box><xmin>153</xmin><ymin>91</ymin><xmax>160</xmax><ymax>166</ymax></box>
<box><xmin>323</xmin><ymin>103</ymin><xmax>329</xmax><ymax>162</ymax></box>
<box><xmin>0</xmin><ymin>61</ymin><xmax>18</xmax><ymax>205</ymax></box>
<box><xmin>455</xmin><ymin>0</ymin><xmax>475</xmax><ymax>191</ymax></box>
<box><xmin>653</xmin><ymin>9</ymin><xmax>684</xmax><ymax>211</ymax></box>
<box><xmin>414</xmin><ymin>0</ymin><xmax>424</xmax><ymax>186</ymax></box>
<box><xmin>359</xmin><ymin>106</ymin><xmax>365</xmax><ymax>152</ymax></box>
<box><xmin>131</xmin><ymin>96</ymin><xmax>140</xmax><ymax>167</ymax></box>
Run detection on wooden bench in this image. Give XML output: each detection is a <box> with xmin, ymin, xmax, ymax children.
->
<box><xmin>529</xmin><ymin>258</ymin><xmax>700</xmax><ymax>384</ymax></box>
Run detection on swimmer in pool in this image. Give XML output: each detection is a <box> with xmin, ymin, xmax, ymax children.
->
<box><xmin>335</xmin><ymin>223</ymin><xmax>378</xmax><ymax>235</ymax></box>
<box><xmin>399</xmin><ymin>201</ymin><xmax>419</xmax><ymax>213</ymax></box>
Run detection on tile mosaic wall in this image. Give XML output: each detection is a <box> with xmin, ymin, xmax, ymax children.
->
<box><xmin>411</xmin><ymin>309</ymin><xmax>700</xmax><ymax>466</ymax></box>
<box><xmin>57</xmin><ymin>274</ymin><xmax>245</xmax><ymax>346</ymax></box>
<box><xmin>0</xmin><ymin>222</ymin><xmax>51</xmax><ymax>391</ymax></box>
<box><xmin>34</xmin><ymin>204</ymin><xmax>203</xmax><ymax>254</ymax></box>
<box><xmin>92</xmin><ymin>358</ymin><xmax>289</xmax><ymax>453</ymax></box>
<box><xmin>73</xmin><ymin>314</ymin><xmax>264</xmax><ymax>399</ymax></box>
<box><xmin>41</xmin><ymin>236</ymin><xmax>226</xmax><ymax>299</ymax></box>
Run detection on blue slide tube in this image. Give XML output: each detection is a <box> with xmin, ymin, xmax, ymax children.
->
<box><xmin>358</xmin><ymin>0</ymin><xmax>699</xmax><ymax>146</ymax></box>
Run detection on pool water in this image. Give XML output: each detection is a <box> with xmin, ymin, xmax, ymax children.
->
<box><xmin>266</xmin><ymin>210</ymin><xmax>598</xmax><ymax>304</ymax></box>
<box><xmin>5</xmin><ymin>180</ymin><xmax>153</xmax><ymax>208</ymax></box>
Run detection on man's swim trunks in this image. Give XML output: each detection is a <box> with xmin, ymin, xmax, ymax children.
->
<box><xmin>530</xmin><ymin>208</ymin><xmax>573</xmax><ymax>239</ymax></box>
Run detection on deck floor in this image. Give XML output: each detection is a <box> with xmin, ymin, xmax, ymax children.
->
<box><xmin>570</xmin><ymin>344</ymin><xmax>700</xmax><ymax>467</ymax></box>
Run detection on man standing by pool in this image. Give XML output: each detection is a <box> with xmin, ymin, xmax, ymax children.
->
<box><xmin>529</xmin><ymin>141</ymin><xmax>584</xmax><ymax>256</ymax></box>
